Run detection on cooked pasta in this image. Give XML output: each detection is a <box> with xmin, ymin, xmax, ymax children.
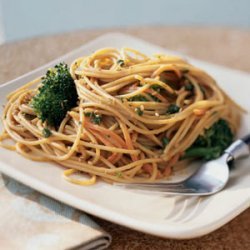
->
<box><xmin>0</xmin><ymin>48</ymin><xmax>243</xmax><ymax>185</ymax></box>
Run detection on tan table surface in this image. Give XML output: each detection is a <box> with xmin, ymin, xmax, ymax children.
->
<box><xmin>0</xmin><ymin>26</ymin><xmax>249</xmax><ymax>249</ymax></box>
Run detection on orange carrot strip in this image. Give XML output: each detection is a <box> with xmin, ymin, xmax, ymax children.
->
<box><xmin>163</xmin><ymin>166</ymin><xmax>171</xmax><ymax>176</ymax></box>
<box><xmin>88</xmin><ymin>129</ymin><xmax>122</xmax><ymax>164</ymax></box>
<box><xmin>85</xmin><ymin>121</ymin><xmax>127</xmax><ymax>148</ymax></box>
<box><xmin>118</xmin><ymin>121</ymin><xmax>138</xmax><ymax>162</ymax></box>
<box><xmin>108</xmin><ymin>152</ymin><xmax>122</xmax><ymax>164</ymax></box>
<box><xmin>163</xmin><ymin>154</ymin><xmax>180</xmax><ymax>176</ymax></box>
<box><xmin>142</xmin><ymin>164</ymin><xmax>153</xmax><ymax>175</ymax></box>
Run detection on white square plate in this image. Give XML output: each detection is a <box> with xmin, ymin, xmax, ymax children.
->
<box><xmin>0</xmin><ymin>33</ymin><xmax>249</xmax><ymax>239</ymax></box>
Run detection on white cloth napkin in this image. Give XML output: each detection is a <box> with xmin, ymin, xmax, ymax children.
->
<box><xmin>0</xmin><ymin>174</ymin><xmax>111</xmax><ymax>250</ymax></box>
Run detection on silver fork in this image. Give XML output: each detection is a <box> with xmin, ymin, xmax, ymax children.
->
<box><xmin>116</xmin><ymin>135</ymin><xmax>250</xmax><ymax>196</ymax></box>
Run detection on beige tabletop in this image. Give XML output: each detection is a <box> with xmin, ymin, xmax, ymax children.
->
<box><xmin>0</xmin><ymin>26</ymin><xmax>250</xmax><ymax>249</ymax></box>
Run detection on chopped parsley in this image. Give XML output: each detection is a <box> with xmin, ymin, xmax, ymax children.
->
<box><xmin>161</xmin><ymin>137</ymin><xmax>170</xmax><ymax>148</ymax></box>
<box><xmin>85</xmin><ymin>112</ymin><xmax>102</xmax><ymax>125</ymax></box>
<box><xmin>128</xmin><ymin>93</ymin><xmax>161</xmax><ymax>103</ymax></box>
<box><xmin>117</xmin><ymin>59</ymin><xmax>125</xmax><ymax>67</ymax></box>
<box><xmin>42</xmin><ymin>128</ymin><xmax>52</xmax><ymax>138</ymax></box>
<box><xmin>184</xmin><ymin>82</ymin><xmax>194</xmax><ymax>91</ymax></box>
<box><xmin>147</xmin><ymin>93</ymin><xmax>161</xmax><ymax>102</ymax></box>
<box><xmin>150</xmin><ymin>84</ymin><xmax>163</xmax><ymax>93</ymax></box>
<box><xmin>128</xmin><ymin>95</ymin><xmax>148</xmax><ymax>102</ymax></box>
<box><xmin>115</xmin><ymin>171</ymin><xmax>123</xmax><ymax>178</ymax></box>
<box><xmin>135</xmin><ymin>107</ymin><xmax>143</xmax><ymax>116</ymax></box>
<box><xmin>166</xmin><ymin>104</ymin><xmax>180</xmax><ymax>114</ymax></box>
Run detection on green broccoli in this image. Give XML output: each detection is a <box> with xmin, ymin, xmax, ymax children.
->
<box><xmin>150</xmin><ymin>84</ymin><xmax>163</xmax><ymax>92</ymax></box>
<box><xmin>31</xmin><ymin>63</ymin><xmax>78</xmax><ymax>127</ymax></box>
<box><xmin>128</xmin><ymin>95</ymin><xmax>148</xmax><ymax>102</ymax></box>
<box><xmin>184</xmin><ymin>119</ymin><xmax>233</xmax><ymax>160</ymax></box>
<box><xmin>161</xmin><ymin>137</ymin><xmax>170</xmax><ymax>148</ymax></box>
<box><xmin>84</xmin><ymin>112</ymin><xmax>102</xmax><ymax>125</ymax></box>
<box><xmin>117</xmin><ymin>59</ymin><xmax>125</xmax><ymax>67</ymax></box>
<box><xmin>135</xmin><ymin>107</ymin><xmax>144</xmax><ymax>116</ymax></box>
<box><xmin>42</xmin><ymin>127</ymin><xmax>52</xmax><ymax>138</ymax></box>
<box><xmin>166</xmin><ymin>104</ymin><xmax>180</xmax><ymax>114</ymax></box>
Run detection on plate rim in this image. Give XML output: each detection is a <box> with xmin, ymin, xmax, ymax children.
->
<box><xmin>0</xmin><ymin>158</ymin><xmax>249</xmax><ymax>239</ymax></box>
<box><xmin>0</xmin><ymin>32</ymin><xmax>249</xmax><ymax>239</ymax></box>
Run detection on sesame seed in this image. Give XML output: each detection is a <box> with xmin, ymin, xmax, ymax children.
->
<box><xmin>184</xmin><ymin>100</ymin><xmax>191</xmax><ymax>105</ymax></box>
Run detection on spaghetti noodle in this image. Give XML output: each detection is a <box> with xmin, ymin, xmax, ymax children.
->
<box><xmin>0</xmin><ymin>48</ymin><xmax>243</xmax><ymax>184</ymax></box>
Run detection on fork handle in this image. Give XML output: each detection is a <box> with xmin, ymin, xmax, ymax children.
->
<box><xmin>224</xmin><ymin>134</ymin><xmax>250</xmax><ymax>161</ymax></box>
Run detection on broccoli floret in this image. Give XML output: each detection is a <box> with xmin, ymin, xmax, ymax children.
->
<box><xmin>184</xmin><ymin>119</ymin><xmax>233</xmax><ymax>160</ymax></box>
<box><xmin>31</xmin><ymin>63</ymin><xmax>78</xmax><ymax>127</ymax></box>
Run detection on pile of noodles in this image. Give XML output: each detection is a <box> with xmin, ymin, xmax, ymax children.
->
<box><xmin>0</xmin><ymin>48</ymin><xmax>242</xmax><ymax>185</ymax></box>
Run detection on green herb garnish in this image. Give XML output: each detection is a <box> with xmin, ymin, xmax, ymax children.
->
<box><xmin>42</xmin><ymin>128</ymin><xmax>52</xmax><ymax>138</ymax></box>
<box><xmin>166</xmin><ymin>104</ymin><xmax>180</xmax><ymax>114</ymax></box>
<box><xmin>150</xmin><ymin>84</ymin><xmax>163</xmax><ymax>93</ymax></box>
<box><xmin>147</xmin><ymin>93</ymin><xmax>161</xmax><ymax>102</ymax></box>
<box><xmin>117</xmin><ymin>59</ymin><xmax>125</xmax><ymax>67</ymax></box>
<box><xmin>135</xmin><ymin>107</ymin><xmax>143</xmax><ymax>116</ymax></box>
<box><xmin>115</xmin><ymin>171</ymin><xmax>123</xmax><ymax>178</ymax></box>
<box><xmin>128</xmin><ymin>95</ymin><xmax>148</xmax><ymax>102</ymax></box>
<box><xmin>84</xmin><ymin>112</ymin><xmax>92</xmax><ymax>117</ymax></box>
<box><xmin>184</xmin><ymin>82</ymin><xmax>194</xmax><ymax>91</ymax></box>
<box><xmin>162</xmin><ymin>137</ymin><xmax>170</xmax><ymax>148</ymax></box>
<box><xmin>85</xmin><ymin>112</ymin><xmax>102</xmax><ymax>124</ymax></box>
